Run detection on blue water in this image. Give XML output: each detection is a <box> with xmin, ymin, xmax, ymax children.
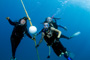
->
<box><xmin>0</xmin><ymin>0</ymin><xmax>90</xmax><ymax>60</ymax></box>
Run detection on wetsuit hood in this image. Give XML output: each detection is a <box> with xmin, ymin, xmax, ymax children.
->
<box><xmin>19</xmin><ymin>17</ymin><xmax>28</xmax><ymax>26</ymax></box>
<box><xmin>19</xmin><ymin>17</ymin><xmax>28</xmax><ymax>23</ymax></box>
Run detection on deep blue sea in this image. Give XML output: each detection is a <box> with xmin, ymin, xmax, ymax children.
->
<box><xmin>0</xmin><ymin>0</ymin><xmax>90</xmax><ymax>60</ymax></box>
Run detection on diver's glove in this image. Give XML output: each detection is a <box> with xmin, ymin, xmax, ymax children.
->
<box><xmin>6</xmin><ymin>17</ymin><xmax>10</xmax><ymax>20</ymax></box>
<box><xmin>35</xmin><ymin>44</ymin><xmax>39</xmax><ymax>48</ymax></box>
<box><xmin>32</xmin><ymin>37</ymin><xmax>36</xmax><ymax>41</ymax></box>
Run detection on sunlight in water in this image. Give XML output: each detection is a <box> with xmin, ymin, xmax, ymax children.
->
<box><xmin>58</xmin><ymin>0</ymin><xmax>90</xmax><ymax>11</ymax></box>
<box><xmin>70</xmin><ymin>0</ymin><xmax>90</xmax><ymax>10</ymax></box>
<box><xmin>58</xmin><ymin>0</ymin><xmax>69</xmax><ymax>6</ymax></box>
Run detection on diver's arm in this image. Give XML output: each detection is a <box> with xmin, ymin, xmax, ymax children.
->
<box><xmin>51</xmin><ymin>27</ymin><xmax>61</xmax><ymax>38</ymax></box>
<box><xmin>58</xmin><ymin>25</ymin><xmax>67</xmax><ymax>31</ymax></box>
<box><xmin>38</xmin><ymin>32</ymin><xmax>45</xmax><ymax>45</ymax></box>
<box><xmin>25</xmin><ymin>29</ymin><xmax>32</xmax><ymax>39</ymax></box>
<box><xmin>6</xmin><ymin>17</ymin><xmax>16</xmax><ymax>25</ymax></box>
<box><xmin>37</xmin><ymin>28</ymin><xmax>44</xmax><ymax>35</ymax></box>
<box><xmin>36</xmin><ymin>32</ymin><xmax>44</xmax><ymax>48</ymax></box>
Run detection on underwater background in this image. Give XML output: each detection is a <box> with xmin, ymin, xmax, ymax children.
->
<box><xmin>0</xmin><ymin>0</ymin><xmax>90</xmax><ymax>60</ymax></box>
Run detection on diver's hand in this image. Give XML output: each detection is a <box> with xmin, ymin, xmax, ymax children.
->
<box><xmin>6</xmin><ymin>17</ymin><xmax>10</xmax><ymax>20</ymax></box>
<box><xmin>32</xmin><ymin>37</ymin><xmax>36</xmax><ymax>41</ymax></box>
<box><xmin>35</xmin><ymin>44</ymin><xmax>39</xmax><ymax>48</ymax></box>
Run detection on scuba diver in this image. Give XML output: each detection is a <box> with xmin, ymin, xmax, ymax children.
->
<box><xmin>45</xmin><ymin>17</ymin><xmax>67</xmax><ymax>30</ymax></box>
<box><xmin>6</xmin><ymin>17</ymin><xmax>35</xmax><ymax>60</ymax></box>
<box><xmin>36</xmin><ymin>21</ymin><xmax>73</xmax><ymax>60</ymax></box>
<box><xmin>37</xmin><ymin>17</ymin><xmax>67</xmax><ymax>35</ymax></box>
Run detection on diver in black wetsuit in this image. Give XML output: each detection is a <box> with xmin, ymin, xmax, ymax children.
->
<box><xmin>45</xmin><ymin>17</ymin><xmax>67</xmax><ymax>30</ymax></box>
<box><xmin>36</xmin><ymin>22</ymin><xmax>73</xmax><ymax>60</ymax></box>
<box><xmin>6</xmin><ymin>17</ymin><xmax>35</xmax><ymax>60</ymax></box>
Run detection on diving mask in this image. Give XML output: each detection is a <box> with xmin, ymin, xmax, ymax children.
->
<box><xmin>44</xmin><ymin>23</ymin><xmax>49</xmax><ymax>28</ymax></box>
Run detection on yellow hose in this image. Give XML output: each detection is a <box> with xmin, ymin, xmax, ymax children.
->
<box><xmin>21</xmin><ymin>0</ymin><xmax>32</xmax><ymax>26</ymax></box>
<box><xmin>34</xmin><ymin>40</ymin><xmax>40</xmax><ymax>60</ymax></box>
<box><xmin>21</xmin><ymin>0</ymin><xmax>40</xmax><ymax>60</ymax></box>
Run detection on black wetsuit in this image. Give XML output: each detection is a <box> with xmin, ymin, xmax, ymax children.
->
<box><xmin>38</xmin><ymin>28</ymin><xmax>69</xmax><ymax>39</ymax></box>
<box><xmin>49</xmin><ymin>21</ymin><xmax>70</xmax><ymax>39</ymax></box>
<box><xmin>42</xmin><ymin>27</ymin><xmax>66</xmax><ymax>56</ymax></box>
<box><xmin>8</xmin><ymin>19</ymin><xmax>32</xmax><ymax>58</ymax></box>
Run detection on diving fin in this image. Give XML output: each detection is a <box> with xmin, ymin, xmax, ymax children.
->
<box><xmin>68</xmin><ymin>57</ymin><xmax>72</xmax><ymax>60</ymax></box>
<box><xmin>68</xmin><ymin>52</ymin><xmax>75</xmax><ymax>60</ymax></box>
<box><xmin>72</xmin><ymin>31</ymin><xmax>81</xmax><ymax>37</ymax></box>
<box><xmin>69</xmin><ymin>31</ymin><xmax>81</xmax><ymax>39</ymax></box>
<box><xmin>10</xmin><ymin>57</ymin><xmax>17</xmax><ymax>60</ymax></box>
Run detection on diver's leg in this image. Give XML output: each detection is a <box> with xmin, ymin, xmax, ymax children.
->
<box><xmin>52</xmin><ymin>42</ymin><xmax>62</xmax><ymax>57</ymax></box>
<box><xmin>61</xmin><ymin>34</ymin><xmax>70</xmax><ymax>39</ymax></box>
<box><xmin>56</xmin><ymin>41</ymin><xmax>69</xmax><ymax>59</ymax></box>
<box><xmin>10</xmin><ymin>36</ymin><xmax>22</xmax><ymax>59</ymax></box>
<box><xmin>57</xmin><ymin>41</ymin><xmax>72</xmax><ymax>60</ymax></box>
<box><xmin>56</xmin><ymin>41</ymin><xmax>66</xmax><ymax>53</ymax></box>
<box><xmin>11</xmin><ymin>37</ymin><xmax>16</xmax><ymax>59</ymax></box>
